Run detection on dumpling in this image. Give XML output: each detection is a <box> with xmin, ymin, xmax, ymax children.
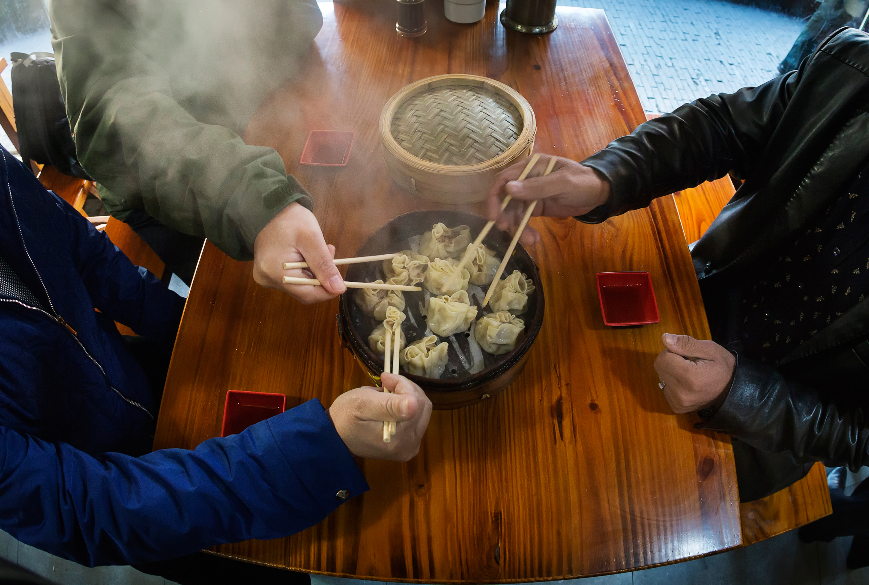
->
<box><xmin>466</xmin><ymin>243</ymin><xmax>502</xmax><ymax>286</ymax></box>
<box><xmin>354</xmin><ymin>279</ymin><xmax>406</xmax><ymax>322</ymax></box>
<box><xmin>419</xmin><ymin>223</ymin><xmax>472</xmax><ymax>259</ymax></box>
<box><xmin>424</xmin><ymin>258</ymin><xmax>470</xmax><ymax>295</ymax></box>
<box><xmin>427</xmin><ymin>290</ymin><xmax>478</xmax><ymax>337</ymax></box>
<box><xmin>474</xmin><ymin>311</ymin><xmax>525</xmax><ymax>355</ymax></box>
<box><xmin>400</xmin><ymin>335</ymin><xmax>449</xmax><ymax>378</ymax></box>
<box><xmin>488</xmin><ymin>270</ymin><xmax>535</xmax><ymax>314</ymax></box>
<box><xmin>384</xmin><ymin>250</ymin><xmax>429</xmax><ymax>285</ymax></box>
<box><xmin>368</xmin><ymin>306</ymin><xmax>407</xmax><ymax>355</ymax></box>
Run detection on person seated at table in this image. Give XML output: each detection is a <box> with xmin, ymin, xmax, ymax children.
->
<box><xmin>487</xmin><ymin>27</ymin><xmax>869</xmax><ymax>567</ymax></box>
<box><xmin>49</xmin><ymin>0</ymin><xmax>348</xmax><ymax>303</ymax></box>
<box><xmin>0</xmin><ymin>144</ymin><xmax>432</xmax><ymax>574</ymax></box>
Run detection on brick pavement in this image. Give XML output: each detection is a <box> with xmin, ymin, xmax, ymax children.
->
<box><xmin>558</xmin><ymin>0</ymin><xmax>805</xmax><ymax>113</ymax></box>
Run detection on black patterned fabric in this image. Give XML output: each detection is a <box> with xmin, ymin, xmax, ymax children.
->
<box><xmin>740</xmin><ymin>168</ymin><xmax>869</xmax><ymax>364</ymax></box>
<box><xmin>0</xmin><ymin>253</ymin><xmax>45</xmax><ymax>310</ymax></box>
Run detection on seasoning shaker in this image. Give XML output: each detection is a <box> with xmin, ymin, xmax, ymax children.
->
<box><xmin>396</xmin><ymin>0</ymin><xmax>427</xmax><ymax>37</ymax></box>
<box><xmin>500</xmin><ymin>0</ymin><xmax>557</xmax><ymax>34</ymax></box>
<box><xmin>444</xmin><ymin>0</ymin><xmax>485</xmax><ymax>24</ymax></box>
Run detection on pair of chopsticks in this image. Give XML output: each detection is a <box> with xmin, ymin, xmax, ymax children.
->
<box><xmin>482</xmin><ymin>155</ymin><xmax>557</xmax><ymax>306</ymax></box>
<box><xmin>443</xmin><ymin>154</ymin><xmax>556</xmax><ymax>304</ymax></box>
<box><xmin>382</xmin><ymin>325</ymin><xmax>401</xmax><ymax>442</ymax></box>
<box><xmin>282</xmin><ymin>252</ymin><xmax>421</xmax><ymax>291</ymax></box>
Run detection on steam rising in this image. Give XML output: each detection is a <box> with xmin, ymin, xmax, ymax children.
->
<box><xmin>111</xmin><ymin>0</ymin><xmax>323</xmax><ymax>136</ymax></box>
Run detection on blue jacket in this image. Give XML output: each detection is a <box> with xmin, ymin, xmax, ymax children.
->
<box><xmin>0</xmin><ymin>147</ymin><xmax>368</xmax><ymax>566</ymax></box>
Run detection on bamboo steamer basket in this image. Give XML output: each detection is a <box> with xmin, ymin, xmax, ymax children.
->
<box><xmin>380</xmin><ymin>74</ymin><xmax>536</xmax><ymax>204</ymax></box>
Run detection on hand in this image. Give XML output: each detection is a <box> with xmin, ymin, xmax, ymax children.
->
<box><xmin>654</xmin><ymin>334</ymin><xmax>736</xmax><ymax>414</ymax></box>
<box><xmin>327</xmin><ymin>373</ymin><xmax>433</xmax><ymax>462</ymax></box>
<box><xmin>253</xmin><ymin>202</ymin><xmax>346</xmax><ymax>304</ymax></box>
<box><xmin>486</xmin><ymin>154</ymin><xmax>611</xmax><ymax>246</ymax></box>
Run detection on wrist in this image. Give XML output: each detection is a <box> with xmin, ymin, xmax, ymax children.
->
<box><xmin>698</xmin><ymin>351</ymin><xmax>738</xmax><ymax>419</ymax></box>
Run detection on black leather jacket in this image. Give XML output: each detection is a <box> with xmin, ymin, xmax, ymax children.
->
<box><xmin>581</xmin><ymin>27</ymin><xmax>869</xmax><ymax>501</ymax></box>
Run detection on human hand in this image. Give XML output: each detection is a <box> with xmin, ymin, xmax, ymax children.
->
<box><xmin>653</xmin><ymin>333</ymin><xmax>736</xmax><ymax>414</ymax></box>
<box><xmin>253</xmin><ymin>202</ymin><xmax>346</xmax><ymax>304</ymax></box>
<box><xmin>327</xmin><ymin>373</ymin><xmax>433</xmax><ymax>461</ymax></box>
<box><xmin>486</xmin><ymin>154</ymin><xmax>611</xmax><ymax>246</ymax></box>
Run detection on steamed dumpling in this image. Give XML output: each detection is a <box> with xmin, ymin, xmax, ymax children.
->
<box><xmin>368</xmin><ymin>306</ymin><xmax>407</xmax><ymax>355</ymax></box>
<box><xmin>424</xmin><ymin>258</ymin><xmax>470</xmax><ymax>295</ymax></box>
<box><xmin>467</xmin><ymin>243</ymin><xmax>502</xmax><ymax>286</ymax></box>
<box><xmin>427</xmin><ymin>290</ymin><xmax>478</xmax><ymax>337</ymax></box>
<box><xmin>419</xmin><ymin>223</ymin><xmax>472</xmax><ymax>259</ymax></box>
<box><xmin>488</xmin><ymin>270</ymin><xmax>535</xmax><ymax>314</ymax></box>
<box><xmin>400</xmin><ymin>335</ymin><xmax>449</xmax><ymax>378</ymax></box>
<box><xmin>474</xmin><ymin>311</ymin><xmax>525</xmax><ymax>355</ymax></box>
<box><xmin>354</xmin><ymin>279</ymin><xmax>406</xmax><ymax>321</ymax></box>
<box><xmin>384</xmin><ymin>250</ymin><xmax>429</xmax><ymax>285</ymax></box>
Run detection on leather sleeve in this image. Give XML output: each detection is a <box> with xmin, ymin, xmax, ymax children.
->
<box><xmin>698</xmin><ymin>356</ymin><xmax>869</xmax><ymax>471</ymax></box>
<box><xmin>577</xmin><ymin>64</ymin><xmax>799</xmax><ymax>223</ymax></box>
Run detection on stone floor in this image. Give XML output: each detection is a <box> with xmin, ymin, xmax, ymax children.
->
<box><xmin>562</xmin><ymin>0</ymin><xmax>805</xmax><ymax>113</ymax></box>
<box><xmin>2</xmin><ymin>1</ymin><xmax>868</xmax><ymax>584</ymax></box>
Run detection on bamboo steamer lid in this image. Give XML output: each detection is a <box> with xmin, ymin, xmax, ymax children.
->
<box><xmin>380</xmin><ymin>74</ymin><xmax>536</xmax><ymax>204</ymax></box>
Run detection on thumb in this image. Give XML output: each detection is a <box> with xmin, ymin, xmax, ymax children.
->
<box><xmin>380</xmin><ymin>391</ymin><xmax>419</xmax><ymax>422</ymax></box>
<box><xmin>661</xmin><ymin>333</ymin><xmax>702</xmax><ymax>357</ymax></box>
<box><xmin>299</xmin><ymin>232</ymin><xmax>345</xmax><ymax>295</ymax></box>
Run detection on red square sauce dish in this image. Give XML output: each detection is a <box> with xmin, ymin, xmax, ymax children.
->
<box><xmin>221</xmin><ymin>390</ymin><xmax>287</xmax><ymax>437</ymax></box>
<box><xmin>596</xmin><ymin>271</ymin><xmax>660</xmax><ymax>327</ymax></box>
<box><xmin>299</xmin><ymin>130</ymin><xmax>355</xmax><ymax>166</ymax></box>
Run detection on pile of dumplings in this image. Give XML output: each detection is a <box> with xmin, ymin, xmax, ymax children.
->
<box><xmin>355</xmin><ymin>223</ymin><xmax>535</xmax><ymax>380</ymax></box>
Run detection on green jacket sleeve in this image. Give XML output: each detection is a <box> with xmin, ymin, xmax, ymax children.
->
<box><xmin>50</xmin><ymin>0</ymin><xmax>320</xmax><ymax>261</ymax></box>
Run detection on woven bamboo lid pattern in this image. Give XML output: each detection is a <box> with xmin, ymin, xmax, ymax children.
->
<box><xmin>380</xmin><ymin>74</ymin><xmax>535</xmax><ymax>204</ymax></box>
<box><xmin>390</xmin><ymin>84</ymin><xmax>523</xmax><ymax>166</ymax></box>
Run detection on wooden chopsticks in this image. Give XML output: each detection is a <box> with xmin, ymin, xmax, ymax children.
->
<box><xmin>282</xmin><ymin>277</ymin><xmax>420</xmax><ymax>291</ymax></box>
<box><xmin>382</xmin><ymin>327</ymin><xmax>400</xmax><ymax>442</ymax></box>
<box><xmin>482</xmin><ymin>156</ymin><xmax>558</xmax><ymax>307</ymax></box>
<box><xmin>443</xmin><ymin>154</ymin><xmax>542</xmax><ymax>293</ymax></box>
<box><xmin>283</xmin><ymin>252</ymin><xmax>400</xmax><ymax>270</ymax></box>
<box><xmin>283</xmin><ymin>252</ymin><xmax>417</xmax><ymax>291</ymax></box>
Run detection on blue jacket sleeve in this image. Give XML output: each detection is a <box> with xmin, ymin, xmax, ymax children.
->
<box><xmin>0</xmin><ymin>399</ymin><xmax>369</xmax><ymax>567</ymax></box>
<box><xmin>48</xmin><ymin>191</ymin><xmax>185</xmax><ymax>344</ymax></box>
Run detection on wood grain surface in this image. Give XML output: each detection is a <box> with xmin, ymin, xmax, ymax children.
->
<box><xmin>0</xmin><ymin>58</ymin><xmax>18</xmax><ymax>151</ymax></box>
<box><xmin>154</xmin><ymin>1</ymin><xmax>743</xmax><ymax>579</ymax></box>
<box><xmin>672</xmin><ymin>178</ymin><xmax>736</xmax><ymax>246</ymax></box>
<box><xmin>740</xmin><ymin>462</ymin><xmax>832</xmax><ymax>547</ymax></box>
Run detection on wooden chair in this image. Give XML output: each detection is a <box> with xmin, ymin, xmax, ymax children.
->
<box><xmin>0</xmin><ymin>59</ymin><xmax>18</xmax><ymax>152</ymax></box>
<box><xmin>644</xmin><ymin>113</ymin><xmax>832</xmax><ymax>545</ymax></box>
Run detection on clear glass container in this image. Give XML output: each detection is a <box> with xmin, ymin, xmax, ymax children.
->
<box><xmin>396</xmin><ymin>0</ymin><xmax>427</xmax><ymax>37</ymax></box>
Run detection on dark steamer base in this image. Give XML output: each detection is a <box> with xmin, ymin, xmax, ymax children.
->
<box><xmin>337</xmin><ymin>210</ymin><xmax>545</xmax><ymax>409</ymax></box>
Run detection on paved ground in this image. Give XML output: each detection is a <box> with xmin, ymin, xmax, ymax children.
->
<box><xmin>2</xmin><ymin>2</ymin><xmax>868</xmax><ymax>585</ymax></box>
<box><xmin>563</xmin><ymin>0</ymin><xmax>805</xmax><ymax>113</ymax></box>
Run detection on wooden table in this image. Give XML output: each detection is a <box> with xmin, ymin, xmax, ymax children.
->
<box><xmin>154</xmin><ymin>1</ymin><xmax>744</xmax><ymax>579</ymax></box>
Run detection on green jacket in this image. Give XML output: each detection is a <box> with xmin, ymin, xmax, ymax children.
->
<box><xmin>50</xmin><ymin>0</ymin><xmax>322</xmax><ymax>260</ymax></box>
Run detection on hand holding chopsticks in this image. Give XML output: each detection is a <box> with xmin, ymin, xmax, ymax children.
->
<box><xmin>442</xmin><ymin>154</ymin><xmax>542</xmax><ymax>293</ymax></box>
<box><xmin>482</xmin><ymin>156</ymin><xmax>558</xmax><ymax>306</ymax></box>
<box><xmin>326</xmin><ymin>375</ymin><xmax>432</xmax><ymax>462</ymax></box>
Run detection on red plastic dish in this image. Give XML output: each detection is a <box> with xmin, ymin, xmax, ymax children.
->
<box><xmin>221</xmin><ymin>390</ymin><xmax>287</xmax><ymax>437</ymax></box>
<box><xmin>596</xmin><ymin>272</ymin><xmax>660</xmax><ymax>327</ymax></box>
<box><xmin>300</xmin><ymin>130</ymin><xmax>355</xmax><ymax>166</ymax></box>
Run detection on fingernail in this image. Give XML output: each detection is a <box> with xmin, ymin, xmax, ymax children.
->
<box><xmin>663</xmin><ymin>333</ymin><xmax>676</xmax><ymax>345</ymax></box>
<box><xmin>328</xmin><ymin>275</ymin><xmax>345</xmax><ymax>293</ymax></box>
<box><xmin>506</xmin><ymin>181</ymin><xmax>521</xmax><ymax>193</ymax></box>
<box><xmin>400</xmin><ymin>398</ymin><xmax>410</xmax><ymax>417</ymax></box>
